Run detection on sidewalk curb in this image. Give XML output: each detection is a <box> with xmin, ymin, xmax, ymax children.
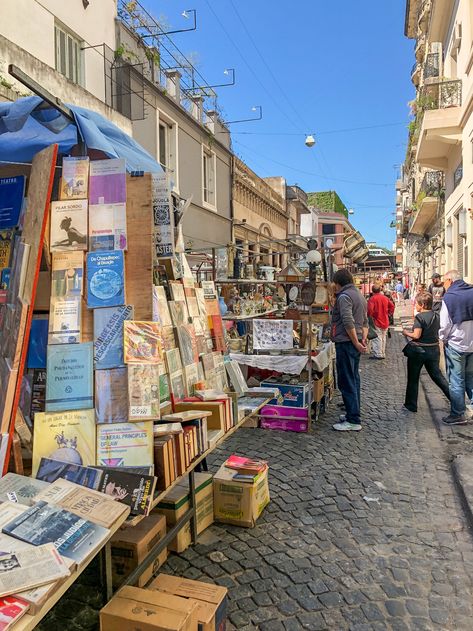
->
<box><xmin>452</xmin><ymin>455</ymin><xmax>473</xmax><ymax>531</ymax></box>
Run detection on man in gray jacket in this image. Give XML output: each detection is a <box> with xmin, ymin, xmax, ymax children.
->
<box><xmin>331</xmin><ymin>269</ymin><xmax>368</xmax><ymax>431</ymax></box>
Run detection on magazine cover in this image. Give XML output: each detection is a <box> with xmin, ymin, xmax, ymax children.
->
<box><xmin>50</xmin><ymin>251</ymin><xmax>83</xmax><ymax>300</ymax></box>
<box><xmin>123</xmin><ymin>321</ymin><xmax>163</xmax><ymax>364</ymax></box>
<box><xmin>45</xmin><ymin>343</ymin><xmax>93</xmax><ymax>412</ymax></box>
<box><xmin>96</xmin><ymin>422</ymin><xmax>154</xmax><ymax>468</ymax></box>
<box><xmin>0</xmin><ymin>176</ymin><xmax>26</xmax><ymax>230</ymax></box>
<box><xmin>86</xmin><ymin>251</ymin><xmax>125</xmax><ymax>309</ymax></box>
<box><xmin>127</xmin><ymin>364</ymin><xmax>161</xmax><ymax>420</ymax></box>
<box><xmin>36</xmin><ymin>458</ymin><xmax>103</xmax><ymax>490</ymax></box>
<box><xmin>50</xmin><ymin>200</ymin><xmax>88</xmax><ymax>252</ymax></box>
<box><xmin>2</xmin><ymin>502</ymin><xmax>109</xmax><ymax>566</ymax></box>
<box><xmin>95</xmin><ymin>467</ymin><xmax>156</xmax><ymax>515</ymax></box>
<box><xmin>95</xmin><ymin>367</ymin><xmax>128</xmax><ymax>424</ymax></box>
<box><xmin>89</xmin><ymin>158</ymin><xmax>126</xmax><ymax>205</ymax></box>
<box><xmin>93</xmin><ymin>304</ymin><xmax>134</xmax><ymax>370</ymax></box>
<box><xmin>32</xmin><ymin>409</ymin><xmax>96</xmax><ymax>476</ymax></box>
<box><xmin>89</xmin><ymin>203</ymin><xmax>127</xmax><ymax>251</ymax></box>
<box><xmin>60</xmin><ymin>157</ymin><xmax>89</xmax><ymax>200</ymax></box>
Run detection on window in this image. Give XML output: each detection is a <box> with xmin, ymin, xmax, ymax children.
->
<box><xmin>55</xmin><ymin>23</ymin><xmax>82</xmax><ymax>84</ymax></box>
<box><xmin>202</xmin><ymin>149</ymin><xmax>216</xmax><ymax>208</ymax></box>
<box><xmin>322</xmin><ymin>223</ymin><xmax>335</xmax><ymax>235</ymax></box>
<box><xmin>157</xmin><ymin>116</ymin><xmax>178</xmax><ymax>190</ymax></box>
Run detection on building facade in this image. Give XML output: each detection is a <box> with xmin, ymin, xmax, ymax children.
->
<box><xmin>401</xmin><ymin>0</ymin><xmax>473</xmax><ymax>283</ymax></box>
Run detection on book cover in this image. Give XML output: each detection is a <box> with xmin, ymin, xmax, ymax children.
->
<box><xmin>95</xmin><ymin>367</ymin><xmax>128</xmax><ymax>424</ymax></box>
<box><xmin>51</xmin><ymin>251</ymin><xmax>83</xmax><ymax>300</ymax></box>
<box><xmin>176</xmin><ymin>324</ymin><xmax>198</xmax><ymax>366</ymax></box>
<box><xmin>0</xmin><ymin>596</ymin><xmax>29</xmax><ymax>629</ymax></box>
<box><xmin>93</xmin><ymin>304</ymin><xmax>133</xmax><ymax>370</ymax></box>
<box><xmin>50</xmin><ymin>200</ymin><xmax>88</xmax><ymax>252</ymax></box>
<box><xmin>89</xmin><ymin>203</ymin><xmax>127</xmax><ymax>251</ymax></box>
<box><xmin>32</xmin><ymin>409</ymin><xmax>96</xmax><ymax>476</ymax></box>
<box><xmin>127</xmin><ymin>364</ymin><xmax>160</xmax><ymax>420</ymax></box>
<box><xmin>184</xmin><ymin>363</ymin><xmax>199</xmax><ymax>396</ymax></box>
<box><xmin>195</xmin><ymin>287</ymin><xmax>207</xmax><ymax>317</ymax></box>
<box><xmin>0</xmin><ymin>231</ymin><xmax>12</xmax><ymax>271</ymax></box>
<box><xmin>95</xmin><ymin>467</ymin><xmax>156</xmax><ymax>516</ymax></box>
<box><xmin>2</xmin><ymin>502</ymin><xmax>109</xmax><ymax>566</ymax></box>
<box><xmin>89</xmin><ymin>158</ymin><xmax>126</xmax><ymax>205</ymax></box>
<box><xmin>169</xmin><ymin>301</ymin><xmax>189</xmax><ymax>326</ymax></box>
<box><xmin>169</xmin><ymin>281</ymin><xmax>186</xmax><ymax>302</ymax></box>
<box><xmin>96</xmin><ymin>422</ymin><xmax>154</xmax><ymax>468</ymax></box>
<box><xmin>123</xmin><ymin>321</ymin><xmax>163</xmax><ymax>365</ymax></box>
<box><xmin>48</xmin><ymin>298</ymin><xmax>81</xmax><ymax>345</ymax></box>
<box><xmin>152</xmin><ymin>285</ymin><xmax>172</xmax><ymax>326</ymax></box>
<box><xmin>60</xmin><ymin>156</ymin><xmax>89</xmax><ymax>200</ymax></box>
<box><xmin>86</xmin><ymin>251</ymin><xmax>125</xmax><ymax>309</ymax></box>
<box><xmin>0</xmin><ymin>473</ymin><xmax>49</xmax><ymax>507</ymax></box>
<box><xmin>1</xmin><ymin>299</ymin><xmax>28</xmax><ymax>370</ymax></box>
<box><xmin>0</xmin><ymin>268</ymin><xmax>9</xmax><ymax>292</ymax></box>
<box><xmin>201</xmin><ymin>280</ymin><xmax>217</xmax><ymax>299</ymax></box>
<box><xmin>45</xmin><ymin>343</ymin><xmax>93</xmax><ymax>412</ymax></box>
<box><xmin>169</xmin><ymin>372</ymin><xmax>186</xmax><ymax>399</ymax></box>
<box><xmin>31</xmin><ymin>369</ymin><xmax>46</xmax><ymax>420</ymax></box>
<box><xmin>0</xmin><ymin>177</ymin><xmax>25</xmax><ymax>229</ymax></box>
<box><xmin>161</xmin><ymin>326</ymin><xmax>177</xmax><ymax>351</ymax></box>
<box><xmin>26</xmin><ymin>318</ymin><xmax>48</xmax><ymax>369</ymax></box>
<box><xmin>34</xmin><ymin>479</ymin><xmax>129</xmax><ymax>528</ymax></box>
<box><xmin>36</xmin><ymin>458</ymin><xmax>103</xmax><ymax>490</ymax></box>
<box><xmin>6</xmin><ymin>241</ymin><xmax>30</xmax><ymax>303</ymax></box>
<box><xmin>165</xmin><ymin>348</ymin><xmax>182</xmax><ymax>375</ymax></box>
<box><xmin>159</xmin><ymin>373</ymin><xmax>171</xmax><ymax>409</ymax></box>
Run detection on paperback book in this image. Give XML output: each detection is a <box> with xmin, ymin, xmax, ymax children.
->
<box><xmin>6</xmin><ymin>241</ymin><xmax>30</xmax><ymax>303</ymax></box>
<box><xmin>32</xmin><ymin>409</ymin><xmax>96</xmax><ymax>476</ymax></box>
<box><xmin>168</xmin><ymin>281</ymin><xmax>186</xmax><ymax>302</ymax></box>
<box><xmin>0</xmin><ymin>473</ymin><xmax>48</xmax><ymax>506</ymax></box>
<box><xmin>123</xmin><ymin>321</ymin><xmax>163</xmax><ymax>364</ymax></box>
<box><xmin>152</xmin><ymin>285</ymin><xmax>172</xmax><ymax>326</ymax></box>
<box><xmin>0</xmin><ymin>231</ymin><xmax>12</xmax><ymax>272</ymax></box>
<box><xmin>0</xmin><ymin>596</ymin><xmax>29</xmax><ymax>629</ymax></box>
<box><xmin>89</xmin><ymin>203</ymin><xmax>127</xmax><ymax>251</ymax></box>
<box><xmin>30</xmin><ymin>369</ymin><xmax>46</xmax><ymax>420</ymax></box>
<box><xmin>2</xmin><ymin>502</ymin><xmax>109</xmax><ymax>566</ymax></box>
<box><xmin>50</xmin><ymin>200</ymin><xmax>88</xmax><ymax>252</ymax></box>
<box><xmin>165</xmin><ymin>348</ymin><xmax>182</xmax><ymax>375</ymax></box>
<box><xmin>95</xmin><ymin>367</ymin><xmax>128</xmax><ymax>424</ymax></box>
<box><xmin>93</xmin><ymin>304</ymin><xmax>133</xmax><ymax>370</ymax></box>
<box><xmin>60</xmin><ymin>156</ymin><xmax>89</xmax><ymax>200</ymax></box>
<box><xmin>48</xmin><ymin>298</ymin><xmax>81</xmax><ymax>344</ymax></box>
<box><xmin>36</xmin><ymin>458</ymin><xmax>103</xmax><ymax>490</ymax></box>
<box><xmin>45</xmin><ymin>343</ymin><xmax>93</xmax><ymax>412</ymax></box>
<box><xmin>0</xmin><ymin>176</ymin><xmax>26</xmax><ymax>229</ymax></box>
<box><xmin>51</xmin><ymin>251</ymin><xmax>83</xmax><ymax>300</ymax></box>
<box><xmin>96</xmin><ymin>421</ymin><xmax>154</xmax><ymax>468</ymax></box>
<box><xmin>26</xmin><ymin>319</ymin><xmax>48</xmax><ymax>369</ymax></box>
<box><xmin>86</xmin><ymin>251</ymin><xmax>125</xmax><ymax>309</ymax></box>
<box><xmin>89</xmin><ymin>158</ymin><xmax>126</xmax><ymax>205</ymax></box>
<box><xmin>127</xmin><ymin>364</ymin><xmax>161</xmax><ymax>420</ymax></box>
<box><xmin>168</xmin><ymin>301</ymin><xmax>189</xmax><ymax>326</ymax></box>
<box><xmin>95</xmin><ymin>467</ymin><xmax>156</xmax><ymax>516</ymax></box>
<box><xmin>176</xmin><ymin>324</ymin><xmax>198</xmax><ymax>366</ymax></box>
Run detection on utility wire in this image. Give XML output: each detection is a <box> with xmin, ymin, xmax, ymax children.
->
<box><xmin>217</xmin><ymin>122</ymin><xmax>407</xmax><ymax>136</ymax></box>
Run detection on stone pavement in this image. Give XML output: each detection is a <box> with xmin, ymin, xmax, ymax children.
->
<box><xmin>39</xmin><ymin>325</ymin><xmax>473</xmax><ymax>630</ymax></box>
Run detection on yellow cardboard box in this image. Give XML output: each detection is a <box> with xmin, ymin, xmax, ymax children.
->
<box><xmin>155</xmin><ymin>472</ymin><xmax>213</xmax><ymax>553</ymax></box>
<box><xmin>213</xmin><ymin>464</ymin><xmax>270</xmax><ymax>528</ymax></box>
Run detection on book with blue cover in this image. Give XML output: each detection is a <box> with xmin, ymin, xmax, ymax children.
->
<box><xmin>86</xmin><ymin>251</ymin><xmax>125</xmax><ymax>309</ymax></box>
<box><xmin>45</xmin><ymin>343</ymin><xmax>93</xmax><ymax>412</ymax></box>
<box><xmin>93</xmin><ymin>304</ymin><xmax>133</xmax><ymax>370</ymax></box>
<box><xmin>2</xmin><ymin>500</ymin><xmax>109</xmax><ymax>566</ymax></box>
<box><xmin>36</xmin><ymin>457</ymin><xmax>103</xmax><ymax>490</ymax></box>
<box><xmin>26</xmin><ymin>318</ymin><xmax>49</xmax><ymax>369</ymax></box>
<box><xmin>0</xmin><ymin>176</ymin><xmax>26</xmax><ymax>229</ymax></box>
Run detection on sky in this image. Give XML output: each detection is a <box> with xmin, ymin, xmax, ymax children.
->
<box><xmin>142</xmin><ymin>0</ymin><xmax>415</xmax><ymax>248</ymax></box>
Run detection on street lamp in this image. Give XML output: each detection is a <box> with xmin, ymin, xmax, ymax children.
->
<box><xmin>305</xmin><ymin>134</ymin><xmax>316</xmax><ymax>148</ymax></box>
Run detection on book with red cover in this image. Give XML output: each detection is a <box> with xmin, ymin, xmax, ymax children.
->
<box><xmin>224</xmin><ymin>454</ymin><xmax>268</xmax><ymax>474</ymax></box>
<box><xmin>0</xmin><ymin>596</ymin><xmax>29</xmax><ymax>630</ymax></box>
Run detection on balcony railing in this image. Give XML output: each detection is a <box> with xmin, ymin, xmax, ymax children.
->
<box><xmin>421</xmin><ymin>79</ymin><xmax>462</xmax><ymax>110</ymax></box>
<box><xmin>419</xmin><ymin>170</ymin><xmax>443</xmax><ymax>198</ymax></box>
<box><xmin>423</xmin><ymin>52</ymin><xmax>440</xmax><ymax>80</ymax></box>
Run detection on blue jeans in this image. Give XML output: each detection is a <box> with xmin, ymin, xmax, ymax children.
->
<box><xmin>445</xmin><ymin>346</ymin><xmax>473</xmax><ymax>416</ymax></box>
<box><xmin>335</xmin><ymin>341</ymin><xmax>361</xmax><ymax>424</ymax></box>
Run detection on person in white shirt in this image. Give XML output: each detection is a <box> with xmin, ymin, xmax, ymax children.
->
<box><xmin>439</xmin><ymin>270</ymin><xmax>473</xmax><ymax>425</ymax></box>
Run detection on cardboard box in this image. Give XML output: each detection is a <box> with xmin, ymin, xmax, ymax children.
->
<box><xmin>100</xmin><ymin>585</ymin><xmax>199</xmax><ymax>631</ymax></box>
<box><xmin>174</xmin><ymin>402</ymin><xmax>225</xmax><ymax>432</ymax></box>
<box><xmin>313</xmin><ymin>375</ymin><xmax>324</xmax><ymax>402</ymax></box>
<box><xmin>259</xmin><ymin>404</ymin><xmax>309</xmax><ymax>432</ymax></box>
<box><xmin>155</xmin><ymin>473</ymin><xmax>214</xmax><ymax>553</ymax></box>
<box><xmin>260</xmin><ymin>381</ymin><xmax>310</xmax><ymax>408</ymax></box>
<box><xmin>213</xmin><ymin>464</ymin><xmax>270</xmax><ymax>528</ymax></box>
<box><xmin>149</xmin><ymin>574</ymin><xmax>227</xmax><ymax>631</ymax></box>
<box><xmin>110</xmin><ymin>514</ymin><xmax>167</xmax><ymax>589</ymax></box>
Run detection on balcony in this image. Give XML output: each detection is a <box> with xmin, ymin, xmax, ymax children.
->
<box><xmin>411</xmin><ymin>62</ymin><xmax>421</xmax><ymax>87</ymax></box>
<box><xmin>417</xmin><ymin>0</ymin><xmax>431</xmax><ymax>33</ymax></box>
<box><xmin>423</xmin><ymin>52</ymin><xmax>440</xmax><ymax>82</ymax></box>
<box><xmin>416</xmin><ymin>80</ymin><xmax>462</xmax><ymax>169</ymax></box>
<box><xmin>415</xmin><ymin>35</ymin><xmax>426</xmax><ymax>62</ymax></box>
<box><xmin>408</xmin><ymin>171</ymin><xmax>443</xmax><ymax>235</ymax></box>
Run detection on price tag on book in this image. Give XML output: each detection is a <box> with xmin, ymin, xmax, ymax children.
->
<box><xmin>130</xmin><ymin>406</ymin><xmax>152</xmax><ymax>417</ymax></box>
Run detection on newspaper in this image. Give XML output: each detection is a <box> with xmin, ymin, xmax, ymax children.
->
<box><xmin>0</xmin><ymin>543</ymin><xmax>70</xmax><ymax>597</ymax></box>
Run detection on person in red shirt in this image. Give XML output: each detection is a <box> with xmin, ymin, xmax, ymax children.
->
<box><xmin>367</xmin><ymin>284</ymin><xmax>395</xmax><ymax>359</ymax></box>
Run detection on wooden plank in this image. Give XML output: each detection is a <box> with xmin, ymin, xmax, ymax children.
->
<box><xmin>3</xmin><ymin>144</ymin><xmax>58</xmax><ymax>475</ymax></box>
<box><xmin>124</xmin><ymin>174</ymin><xmax>154</xmax><ymax>320</ymax></box>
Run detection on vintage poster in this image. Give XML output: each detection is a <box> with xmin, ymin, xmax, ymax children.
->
<box><xmin>151</xmin><ymin>173</ymin><xmax>174</xmax><ymax>260</ymax></box>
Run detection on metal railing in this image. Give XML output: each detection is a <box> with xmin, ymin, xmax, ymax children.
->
<box><xmin>422</xmin><ymin>79</ymin><xmax>462</xmax><ymax>110</ymax></box>
<box><xmin>419</xmin><ymin>170</ymin><xmax>443</xmax><ymax>198</ymax></box>
<box><xmin>423</xmin><ymin>52</ymin><xmax>440</xmax><ymax>79</ymax></box>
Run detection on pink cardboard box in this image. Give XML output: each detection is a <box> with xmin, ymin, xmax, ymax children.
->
<box><xmin>260</xmin><ymin>405</ymin><xmax>309</xmax><ymax>432</ymax></box>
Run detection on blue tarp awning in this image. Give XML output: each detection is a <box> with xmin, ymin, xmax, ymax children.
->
<box><xmin>0</xmin><ymin>96</ymin><xmax>162</xmax><ymax>173</ymax></box>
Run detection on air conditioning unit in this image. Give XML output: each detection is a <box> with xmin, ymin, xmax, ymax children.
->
<box><xmin>451</xmin><ymin>23</ymin><xmax>462</xmax><ymax>54</ymax></box>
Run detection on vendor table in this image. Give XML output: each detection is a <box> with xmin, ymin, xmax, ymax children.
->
<box><xmin>229</xmin><ymin>341</ymin><xmax>335</xmax><ymax>375</ymax></box>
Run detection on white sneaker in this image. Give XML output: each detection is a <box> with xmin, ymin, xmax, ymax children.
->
<box><xmin>332</xmin><ymin>421</ymin><xmax>362</xmax><ymax>431</ymax></box>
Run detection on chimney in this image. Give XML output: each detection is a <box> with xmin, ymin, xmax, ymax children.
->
<box><xmin>205</xmin><ymin>110</ymin><xmax>217</xmax><ymax>134</ymax></box>
<box><xmin>165</xmin><ymin>70</ymin><xmax>181</xmax><ymax>102</ymax></box>
<box><xmin>190</xmin><ymin>94</ymin><xmax>204</xmax><ymax>123</ymax></box>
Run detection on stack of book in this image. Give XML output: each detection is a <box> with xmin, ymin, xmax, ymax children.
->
<box><xmin>223</xmin><ymin>454</ymin><xmax>268</xmax><ymax>482</ymax></box>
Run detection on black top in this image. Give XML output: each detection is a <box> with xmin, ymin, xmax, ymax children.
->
<box><xmin>413</xmin><ymin>310</ymin><xmax>440</xmax><ymax>344</ymax></box>
<box><xmin>428</xmin><ymin>283</ymin><xmax>445</xmax><ymax>312</ymax></box>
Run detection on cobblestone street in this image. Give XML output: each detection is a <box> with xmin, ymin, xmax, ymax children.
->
<box><xmin>160</xmin><ymin>328</ymin><xmax>473</xmax><ymax>631</ymax></box>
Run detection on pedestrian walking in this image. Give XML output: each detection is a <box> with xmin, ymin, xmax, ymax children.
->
<box><xmin>395</xmin><ymin>280</ymin><xmax>404</xmax><ymax>304</ymax></box>
<box><xmin>367</xmin><ymin>284</ymin><xmax>394</xmax><ymax>359</ymax></box>
<box><xmin>439</xmin><ymin>270</ymin><xmax>473</xmax><ymax>425</ymax></box>
<box><xmin>402</xmin><ymin>292</ymin><xmax>450</xmax><ymax>413</ymax></box>
<box><xmin>428</xmin><ymin>272</ymin><xmax>445</xmax><ymax>313</ymax></box>
<box><xmin>330</xmin><ymin>269</ymin><xmax>368</xmax><ymax>432</ymax></box>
